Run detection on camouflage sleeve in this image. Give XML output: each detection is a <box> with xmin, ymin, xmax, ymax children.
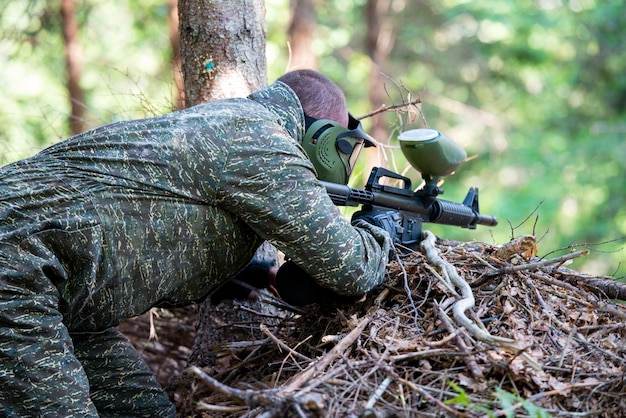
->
<box><xmin>215</xmin><ymin>121</ymin><xmax>392</xmax><ymax>296</ymax></box>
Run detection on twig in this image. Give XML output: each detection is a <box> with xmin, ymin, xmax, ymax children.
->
<box><xmin>469</xmin><ymin>252</ymin><xmax>499</xmax><ymax>271</ymax></box>
<box><xmin>396</xmin><ymin>256</ymin><xmax>422</xmax><ymax>334</ymax></box>
<box><xmin>530</xmin><ymin>381</ymin><xmax>603</xmax><ymax>402</ymax></box>
<box><xmin>507</xmin><ymin>200</ymin><xmax>544</xmax><ymax>235</ymax></box>
<box><xmin>424</xmin><ymin>330</ymin><xmax>458</xmax><ymax>347</ymax></box>
<box><xmin>541</xmin><ymin>236</ymin><xmax>626</xmax><ymax>259</ymax></box>
<box><xmin>364</xmin><ymin>376</ymin><xmax>393</xmax><ymax>410</ymax></box>
<box><xmin>357</xmin><ymin>97</ymin><xmax>422</xmax><ymax>120</ymax></box>
<box><xmin>530</xmin><ymin>272</ymin><xmax>590</xmax><ymax>299</ymax></box>
<box><xmin>191</xmin><ymin>366</ymin><xmax>328</xmax><ymax>417</ymax></box>
<box><xmin>436</xmin><ymin>303</ymin><xmax>484</xmax><ymax>379</ymax></box>
<box><xmin>488</xmin><ymin>250</ymin><xmax>589</xmax><ymax>276</ymax></box>
<box><xmin>395</xmin><ymin>376</ymin><xmax>464</xmax><ymax>417</ymax></box>
<box><xmin>290</xmin><ymin>363</ymin><xmax>347</xmax><ymax>394</ymax></box>
<box><xmin>258</xmin><ymin>292</ymin><xmax>307</xmax><ymax>315</ymax></box>
<box><xmin>260</xmin><ymin>324</ymin><xmax>312</xmax><ymax>363</ymax></box>
<box><xmin>525</xmin><ymin>276</ymin><xmax>552</xmax><ymax>317</ymax></box>
<box><xmin>559</xmin><ymin>321</ymin><xmax>578</xmax><ymax>369</ymax></box>
<box><xmin>190</xmin><ymin>366</ymin><xmax>274</xmax><ymax>407</ymax></box>
<box><xmin>281</xmin><ymin>312</ymin><xmax>374</xmax><ymax>393</ymax></box>
<box><xmin>389</xmin><ymin>348</ymin><xmax>466</xmax><ymax>363</ymax></box>
<box><xmin>424</xmin><ymin>263</ymin><xmax>457</xmax><ymax>295</ymax></box>
<box><xmin>374</xmin><ymin>287</ymin><xmax>390</xmax><ymax>305</ymax></box>
<box><xmin>196</xmin><ymin>402</ymin><xmax>249</xmax><ymax>413</ymax></box>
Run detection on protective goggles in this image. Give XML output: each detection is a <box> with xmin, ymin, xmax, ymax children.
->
<box><xmin>303</xmin><ymin>113</ymin><xmax>376</xmax><ymax>183</ymax></box>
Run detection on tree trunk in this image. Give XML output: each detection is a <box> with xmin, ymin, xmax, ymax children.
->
<box><xmin>178</xmin><ymin>0</ymin><xmax>267</xmax><ymax>105</ymax></box>
<box><xmin>59</xmin><ymin>0</ymin><xmax>86</xmax><ymax>135</ymax></box>
<box><xmin>287</xmin><ymin>0</ymin><xmax>317</xmax><ymax>69</ymax></box>
<box><xmin>365</xmin><ymin>0</ymin><xmax>394</xmax><ymax>143</ymax></box>
<box><xmin>167</xmin><ymin>0</ymin><xmax>185</xmax><ymax>110</ymax></box>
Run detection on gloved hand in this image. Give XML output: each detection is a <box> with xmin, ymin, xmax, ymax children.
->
<box><xmin>351</xmin><ymin>210</ymin><xmax>402</xmax><ymax>263</ymax></box>
<box><xmin>351</xmin><ymin>210</ymin><xmax>402</xmax><ymax>242</ymax></box>
<box><xmin>274</xmin><ymin>260</ymin><xmax>360</xmax><ymax>306</ymax></box>
<box><xmin>210</xmin><ymin>260</ymin><xmax>278</xmax><ymax>304</ymax></box>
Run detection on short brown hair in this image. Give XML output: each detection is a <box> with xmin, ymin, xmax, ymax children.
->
<box><xmin>278</xmin><ymin>69</ymin><xmax>349</xmax><ymax>127</ymax></box>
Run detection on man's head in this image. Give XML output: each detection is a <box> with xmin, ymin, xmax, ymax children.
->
<box><xmin>278</xmin><ymin>69</ymin><xmax>375</xmax><ymax>184</ymax></box>
<box><xmin>278</xmin><ymin>69</ymin><xmax>349</xmax><ymax>127</ymax></box>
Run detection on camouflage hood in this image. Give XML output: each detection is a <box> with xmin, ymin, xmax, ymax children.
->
<box><xmin>247</xmin><ymin>81</ymin><xmax>306</xmax><ymax>144</ymax></box>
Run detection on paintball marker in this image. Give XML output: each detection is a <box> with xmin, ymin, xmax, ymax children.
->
<box><xmin>322</xmin><ymin>128</ymin><xmax>498</xmax><ymax>249</ymax></box>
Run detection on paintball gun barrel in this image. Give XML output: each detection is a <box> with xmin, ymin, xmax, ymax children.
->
<box><xmin>323</xmin><ymin>128</ymin><xmax>498</xmax><ymax>249</ymax></box>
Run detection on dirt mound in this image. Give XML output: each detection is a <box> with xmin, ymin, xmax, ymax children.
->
<box><xmin>123</xmin><ymin>234</ymin><xmax>626</xmax><ymax>417</ymax></box>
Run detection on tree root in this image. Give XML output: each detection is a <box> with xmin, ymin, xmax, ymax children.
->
<box><xmin>420</xmin><ymin>230</ymin><xmax>541</xmax><ymax>370</ymax></box>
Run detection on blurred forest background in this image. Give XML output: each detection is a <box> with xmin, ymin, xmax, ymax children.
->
<box><xmin>1</xmin><ymin>0</ymin><xmax>624</xmax><ymax>278</ymax></box>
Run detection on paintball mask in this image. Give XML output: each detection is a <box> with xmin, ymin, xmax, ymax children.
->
<box><xmin>301</xmin><ymin>113</ymin><xmax>376</xmax><ymax>184</ymax></box>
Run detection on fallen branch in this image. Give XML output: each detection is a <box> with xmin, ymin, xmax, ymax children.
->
<box><xmin>560</xmin><ymin>273</ymin><xmax>626</xmax><ymax>301</ymax></box>
<box><xmin>488</xmin><ymin>250</ymin><xmax>589</xmax><ymax>276</ymax></box>
<box><xmin>190</xmin><ymin>366</ymin><xmax>327</xmax><ymax>417</ymax></box>
<box><xmin>190</xmin><ymin>366</ymin><xmax>274</xmax><ymax>407</ymax></box>
<box><xmin>396</xmin><ymin>254</ymin><xmax>422</xmax><ymax>333</ymax></box>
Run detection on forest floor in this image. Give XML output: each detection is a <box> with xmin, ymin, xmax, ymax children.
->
<box><xmin>118</xmin><ymin>304</ymin><xmax>197</xmax><ymax>394</ymax></box>
<box><xmin>120</xmin><ymin>234</ymin><xmax>626</xmax><ymax>417</ymax></box>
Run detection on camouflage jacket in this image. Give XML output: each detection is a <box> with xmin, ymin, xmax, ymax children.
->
<box><xmin>0</xmin><ymin>82</ymin><xmax>390</xmax><ymax>331</ymax></box>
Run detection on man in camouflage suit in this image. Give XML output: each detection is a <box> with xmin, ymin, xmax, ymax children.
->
<box><xmin>0</xmin><ymin>69</ymin><xmax>392</xmax><ymax>416</ymax></box>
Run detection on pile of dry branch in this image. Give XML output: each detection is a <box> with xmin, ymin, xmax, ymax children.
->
<box><xmin>170</xmin><ymin>232</ymin><xmax>626</xmax><ymax>417</ymax></box>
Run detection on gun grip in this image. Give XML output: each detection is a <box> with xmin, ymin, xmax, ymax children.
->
<box><xmin>400</xmin><ymin>215</ymin><xmax>423</xmax><ymax>249</ymax></box>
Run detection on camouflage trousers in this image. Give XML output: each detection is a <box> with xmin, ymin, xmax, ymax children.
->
<box><xmin>0</xmin><ymin>245</ymin><xmax>176</xmax><ymax>417</ymax></box>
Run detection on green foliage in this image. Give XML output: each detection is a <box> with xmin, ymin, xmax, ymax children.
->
<box><xmin>493</xmin><ymin>387</ymin><xmax>552</xmax><ymax>418</ymax></box>
<box><xmin>446</xmin><ymin>381</ymin><xmax>552</xmax><ymax>417</ymax></box>
<box><xmin>0</xmin><ymin>0</ymin><xmax>173</xmax><ymax>164</ymax></box>
<box><xmin>1</xmin><ymin>0</ymin><xmax>624</xmax><ymax>277</ymax></box>
<box><xmin>445</xmin><ymin>382</ymin><xmax>495</xmax><ymax>416</ymax></box>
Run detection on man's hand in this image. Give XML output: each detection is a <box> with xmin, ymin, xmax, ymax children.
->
<box><xmin>210</xmin><ymin>261</ymin><xmax>278</xmax><ymax>304</ymax></box>
<box><xmin>352</xmin><ymin>210</ymin><xmax>399</xmax><ymax>260</ymax></box>
<box><xmin>351</xmin><ymin>209</ymin><xmax>402</xmax><ymax>241</ymax></box>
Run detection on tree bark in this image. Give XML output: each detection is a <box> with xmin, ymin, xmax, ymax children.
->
<box><xmin>59</xmin><ymin>0</ymin><xmax>86</xmax><ymax>135</ymax></box>
<box><xmin>178</xmin><ymin>0</ymin><xmax>267</xmax><ymax>105</ymax></box>
<box><xmin>167</xmin><ymin>0</ymin><xmax>185</xmax><ymax>110</ymax></box>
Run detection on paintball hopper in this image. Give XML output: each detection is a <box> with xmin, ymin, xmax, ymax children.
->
<box><xmin>398</xmin><ymin>129</ymin><xmax>467</xmax><ymax>186</ymax></box>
